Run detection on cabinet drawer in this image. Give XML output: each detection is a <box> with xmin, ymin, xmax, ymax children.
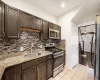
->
<box><xmin>46</xmin><ymin>54</ymin><xmax>53</xmax><ymax>60</ymax></box>
<box><xmin>36</xmin><ymin>56</ymin><xmax>46</xmax><ymax>64</ymax></box>
<box><xmin>22</xmin><ymin>59</ymin><xmax>37</xmax><ymax>70</ymax></box>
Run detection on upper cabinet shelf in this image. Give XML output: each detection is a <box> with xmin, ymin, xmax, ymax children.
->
<box><xmin>81</xmin><ymin>32</ymin><xmax>95</xmax><ymax>35</ymax></box>
<box><xmin>20</xmin><ymin>27</ymin><xmax>41</xmax><ymax>33</ymax></box>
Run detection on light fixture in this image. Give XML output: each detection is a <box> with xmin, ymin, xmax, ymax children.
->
<box><xmin>60</xmin><ymin>2</ymin><xmax>65</xmax><ymax>8</ymax></box>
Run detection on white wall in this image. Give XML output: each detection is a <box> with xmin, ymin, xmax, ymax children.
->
<box><xmin>2</xmin><ymin>0</ymin><xmax>57</xmax><ymax>24</ymax></box>
<box><xmin>70</xmin><ymin>23</ymin><xmax>79</xmax><ymax>68</ymax></box>
<box><xmin>58</xmin><ymin>7</ymin><xmax>80</xmax><ymax>69</ymax></box>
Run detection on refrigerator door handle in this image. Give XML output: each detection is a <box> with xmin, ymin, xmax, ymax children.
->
<box><xmin>90</xmin><ymin>34</ymin><xmax>94</xmax><ymax>67</ymax></box>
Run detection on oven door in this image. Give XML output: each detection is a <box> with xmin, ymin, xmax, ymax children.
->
<box><xmin>53</xmin><ymin>54</ymin><xmax>64</xmax><ymax>71</ymax></box>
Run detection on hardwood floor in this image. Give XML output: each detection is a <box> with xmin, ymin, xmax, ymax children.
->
<box><xmin>48</xmin><ymin>64</ymin><xmax>94</xmax><ymax>80</ymax></box>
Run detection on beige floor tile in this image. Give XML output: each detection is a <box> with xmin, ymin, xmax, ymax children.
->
<box><xmin>62</xmin><ymin>75</ymin><xmax>72</xmax><ymax>80</ymax></box>
<box><xmin>53</xmin><ymin>75</ymin><xmax>61</xmax><ymax>80</ymax></box>
<box><xmin>72</xmin><ymin>76</ymin><xmax>82</xmax><ymax>80</ymax></box>
<box><xmin>48</xmin><ymin>75</ymin><xmax>61</xmax><ymax>80</ymax></box>
<box><xmin>64</xmin><ymin>71</ymin><xmax>75</xmax><ymax>79</ymax></box>
<box><xmin>58</xmin><ymin>68</ymin><xmax>70</xmax><ymax>77</ymax></box>
<box><xmin>48</xmin><ymin>64</ymin><xmax>94</xmax><ymax>80</ymax></box>
<box><xmin>60</xmin><ymin>78</ymin><xmax>64</xmax><ymax>80</ymax></box>
<box><xmin>48</xmin><ymin>78</ymin><xmax>54</xmax><ymax>80</ymax></box>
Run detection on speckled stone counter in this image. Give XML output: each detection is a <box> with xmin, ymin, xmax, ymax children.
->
<box><xmin>0</xmin><ymin>50</ymin><xmax>52</xmax><ymax>80</ymax></box>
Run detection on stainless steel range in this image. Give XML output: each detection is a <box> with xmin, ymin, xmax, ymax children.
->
<box><xmin>45</xmin><ymin>43</ymin><xmax>65</xmax><ymax>77</ymax></box>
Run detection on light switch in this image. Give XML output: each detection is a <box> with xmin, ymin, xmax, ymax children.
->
<box><xmin>20</xmin><ymin>47</ymin><xmax>24</xmax><ymax>51</ymax></box>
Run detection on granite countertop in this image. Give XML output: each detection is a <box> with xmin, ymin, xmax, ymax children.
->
<box><xmin>0</xmin><ymin>50</ymin><xmax>52</xmax><ymax>80</ymax></box>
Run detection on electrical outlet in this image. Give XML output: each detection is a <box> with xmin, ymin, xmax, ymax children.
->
<box><xmin>20</xmin><ymin>47</ymin><xmax>24</xmax><ymax>51</ymax></box>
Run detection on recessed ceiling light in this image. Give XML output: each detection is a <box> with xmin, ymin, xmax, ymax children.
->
<box><xmin>61</xmin><ymin>3</ymin><xmax>65</xmax><ymax>8</ymax></box>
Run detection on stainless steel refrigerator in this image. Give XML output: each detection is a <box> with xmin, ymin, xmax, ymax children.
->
<box><xmin>94</xmin><ymin>15</ymin><xmax>100</xmax><ymax>80</ymax></box>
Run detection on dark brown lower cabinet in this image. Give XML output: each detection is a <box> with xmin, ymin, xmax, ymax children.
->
<box><xmin>2</xmin><ymin>55</ymin><xmax>53</xmax><ymax>80</ymax></box>
<box><xmin>37</xmin><ymin>62</ymin><xmax>46</xmax><ymax>80</ymax></box>
<box><xmin>47</xmin><ymin>60</ymin><xmax>53</xmax><ymax>79</ymax></box>
<box><xmin>2</xmin><ymin>65</ymin><xmax>21</xmax><ymax>80</ymax></box>
<box><xmin>22</xmin><ymin>67</ymin><xmax>36</xmax><ymax>80</ymax></box>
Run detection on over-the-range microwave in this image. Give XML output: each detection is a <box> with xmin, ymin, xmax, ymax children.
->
<box><xmin>49</xmin><ymin>28</ymin><xmax>60</xmax><ymax>39</ymax></box>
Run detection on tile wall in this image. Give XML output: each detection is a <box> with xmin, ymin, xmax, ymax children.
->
<box><xmin>0</xmin><ymin>30</ymin><xmax>61</xmax><ymax>55</ymax></box>
<box><xmin>0</xmin><ymin>31</ymin><xmax>42</xmax><ymax>54</ymax></box>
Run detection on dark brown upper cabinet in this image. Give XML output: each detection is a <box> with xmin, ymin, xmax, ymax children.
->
<box><xmin>49</xmin><ymin>22</ymin><xmax>54</xmax><ymax>29</ymax></box>
<box><xmin>5</xmin><ymin>5</ymin><xmax>20</xmax><ymax>38</ymax></box>
<box><xmin>0</xmin><ymin>1</ymin><xmax>61</xmax><ymax>39</ymax></box>
<box><xmin>49</xmin><ymin>23</ymin><xmax>60</xmax><ymax>30</ymax></box>
<box><xmin>19</xmin><ymin>11</ymin><xmax>33</xmax><ymax>29</ymax></box>
<box><xmin>42</xmin><ymin>20</ymin><xmax>49</xmax><ymax>40</ymax></box>
<box><xmin>0</xmin><ymin>1</ymin><xmax>4</xmax><ymax>37</ymax></box>
<box><xmin>34</xmin><ymin>16</ymin><xmax>42</xmax><ymax>31</ymax></box>
<box><xmin>54</xmin><ymin>24</ymin><xmax>60</xmax><ymax>30</ymax></box>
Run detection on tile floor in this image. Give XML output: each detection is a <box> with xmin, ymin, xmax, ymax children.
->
<box><xmin>49</xmin><ymin>64</ymin><xmax>94</xmax><ymax>80</ymax></box>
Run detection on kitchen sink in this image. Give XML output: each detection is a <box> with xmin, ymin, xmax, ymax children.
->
<box><xmin>24</xmin><ymin>52</ymin><xmax>42</xmax><ymax>58</ymax></box>
<box><xmin>24</xmin><ymin>53</ymin><xmax>36</xmax><ymax>57</ymax></box>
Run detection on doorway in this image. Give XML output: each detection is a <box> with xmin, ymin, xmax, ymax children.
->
<box><xmin>78</xmin><ymin>24</ymin><xmax>95</xmax><ymax>69</ymax></box>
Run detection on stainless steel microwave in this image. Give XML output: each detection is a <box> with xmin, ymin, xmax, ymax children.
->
<box><xmin>49</xmin><ymin>28</ymin><xmax>60</xmax><ymax>39</ymax></box>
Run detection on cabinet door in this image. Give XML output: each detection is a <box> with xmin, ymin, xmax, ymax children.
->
<box><xmin>37</xmin><ymin>62</ymin><xmax>46</xmax><ymax>80</ymax></box>
<box><xmin>0</xmin><ymin>1</ymin><xmax>4</xmax><ymax>37</ymax></box>
<box><xmin>5</xmin><ymin>5</ymin><xmax>19</xmax><ymax>38</ymax></box>
<box><xmin>47</xmin><ymin>60</ymin><xmax>53</xmax><ymax>79</ymax></box>
<box><xmin>42</xmin><ymin>20</ymin><xmax>49</xmax><ymax>39</ymax></box>
<box><xmin>49</xmin><ymin>23</ymin><xmax>54</xmax><ymax>29</ymax></box>
<box><xmin>54</xmin><ymin>24</ymin><xmax>59</xmax><ymax>30</ymax></box>
<box><xmin>20</xmin><ymin>11</ymin><xmax>33</xmax><ymax>29</ymax></box>
<box><xmin>22</xmin><ymin>66</ymin><xmax>36</xmax><ymax>80</ymax></box>
<box><xmin>34</xmin><ymin>16</ymin><xmax>42</xmax><ymax>30</ymax></box>
<box><xmin>2</xmin><ymin>65</ymin><xmax>21</xmax><ymax>80</ymax></box>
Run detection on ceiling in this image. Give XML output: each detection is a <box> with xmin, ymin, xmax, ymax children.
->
<box><xmin>3</xmin><ymin>0</ymin><xmax>100</xmax><ymax>24</ymax></box>
<box><xmin>72</xmin><ymin>0</ymin><xmax>100</xmax><ymax>25</ymax></box>
<box><xmin>28</xmin><ymin>0</ymin><xmax>86</xmax><ymax>17</ymax></box>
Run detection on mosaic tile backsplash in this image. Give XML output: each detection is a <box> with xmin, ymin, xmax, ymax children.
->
<box><xmin>0</xmin><ymin>31</ymin><xmax>42</xmax><ymax>55</ymax></box>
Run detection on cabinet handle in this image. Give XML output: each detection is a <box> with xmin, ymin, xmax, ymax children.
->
<box><xmin>37</xmin><ymin>66</ymin><xmax>38</xmax><ymax>71</ymax></box>
<box><xmin>3</xmin><ymin>32</ymin><xmax>5</xmax><ymax>37</ymax></box>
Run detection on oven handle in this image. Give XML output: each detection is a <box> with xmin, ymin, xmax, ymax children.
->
<box><xmin>54</xmin><ymin>54</ymin><xmax>64</xmax><ymax>58</ymax></box>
